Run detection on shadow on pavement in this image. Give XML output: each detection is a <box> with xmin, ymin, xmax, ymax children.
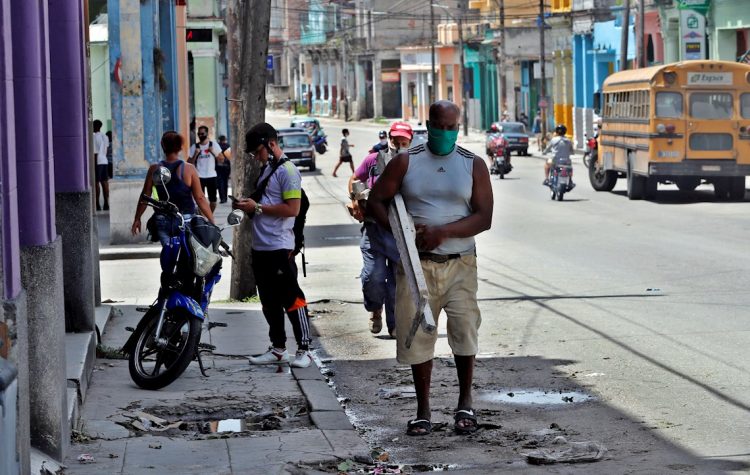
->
<box><xmin>315</xmin><ymin>349</ymin><xmax>749</xmax><ymax>473</ymax></box>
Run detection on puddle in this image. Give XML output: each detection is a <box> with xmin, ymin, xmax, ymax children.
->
<box><xmin>478</xmin><ymin>389</ymin><xmax>593</xmax><ymax>406</ymax></box>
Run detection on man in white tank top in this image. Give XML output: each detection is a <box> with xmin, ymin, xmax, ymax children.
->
<box><xmin>368</xmin><ymin>101</ymin><xmax>494</xmax><ymax>437</ymax></box>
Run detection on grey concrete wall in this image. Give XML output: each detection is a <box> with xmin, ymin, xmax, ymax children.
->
<box><xmin>3</xmin><ymin>291</ymin><xmax>30</xmax><ymax>475</ymax></box>
<box><xmin>108</xmin><ymin>179</ymin><xmax>153</xmax><ymax>245</ymax></box>
<box><xmin>55</xmin><ymin>191</ymin><xmax>95</xmax><ymax>332</ymax></box>
<box><xmin>20</xmin><ymin>238</ymin><xmax>68</xmax><ymax>460</ymax></box>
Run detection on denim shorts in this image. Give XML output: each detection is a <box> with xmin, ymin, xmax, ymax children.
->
<box><xmin>154</xmin><ymin>213</ymin><xmax>192</xmax><ymax>246</ymax></box>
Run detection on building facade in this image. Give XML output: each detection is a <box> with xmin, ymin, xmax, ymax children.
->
<box><xmin>1</xmin><ymin>0</ymin><xmax>100</xmax><ymax>472</ymax></box>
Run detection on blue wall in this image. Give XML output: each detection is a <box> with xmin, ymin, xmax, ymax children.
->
<box><xmin>573</xmin><ymin>16</ymin><xmax>635</xmax><ymax>109</ymax></box>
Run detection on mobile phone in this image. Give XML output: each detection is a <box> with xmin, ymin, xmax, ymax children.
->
<box><xmin>228</xmin><ymin>195</ymin><xmax>239</xmax><ymax>203</ymax></box>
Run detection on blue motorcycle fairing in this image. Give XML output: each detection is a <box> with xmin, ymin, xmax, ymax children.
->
<box><xmin>166</xmin><ymin>292</ymin><xmax>205</xmax><ymax>320</ymax></box>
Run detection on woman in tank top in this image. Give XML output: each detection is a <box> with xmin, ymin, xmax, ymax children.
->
<box><xmin>131</xmin><ymin>131</ymin><xmax>215</xmax><ymax>246</ymax></box>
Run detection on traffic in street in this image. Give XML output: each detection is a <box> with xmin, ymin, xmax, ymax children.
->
<box><xmin>265</xmin><ymin>109</ymin><xmax>750</xmax><ymax>472</ymax></box>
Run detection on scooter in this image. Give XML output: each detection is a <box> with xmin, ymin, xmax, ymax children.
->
<box><xmin>313</xmin><ymin>130</ymin><xmax>328</xmax><ymax>154</ymax></box>
<box><xmin>488</xmin><ymin>135</ymin><xmax>512</xmax><ymax>178</ymax></box>
<box><xmin>582</xmin><ymin>134</ymin><xmax>598</xmax><ymax>169</ymax></box>
<box><xmin>122</xmin><ymin>167</ymin><xmax>242</xmax><ymax>390</ymax></box>
<box><xmin>548</xmin><ymin>159</ymin><xmax>575</xmax><ymax>201</ymax></box>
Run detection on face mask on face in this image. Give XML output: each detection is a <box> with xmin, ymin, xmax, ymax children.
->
<box><xmin>198</xmin><ymin>134</ymin><xmax>207</xmax><ymax>141</ymax></box>
<box><xmin>426</xmin><ymin>123</ymin><xmax>458</xmax><ymax>156</ymax></box>
<box><xmin>380</xmin><ymin>139</ymin><xmax>387</xmax><ymax>146</ymax></box>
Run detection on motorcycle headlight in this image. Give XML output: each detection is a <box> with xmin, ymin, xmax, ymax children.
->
<box><xmin>189</xmin><ymin>235</ymin><xmax>222</xmax><ymax>277</ymax></box>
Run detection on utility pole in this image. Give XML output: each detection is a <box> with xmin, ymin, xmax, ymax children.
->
<box><xmin>498</xmin><ymin>0</ymin><xmax>506</xmax><ymax>114</ymax></box>
<box><xmin>458</xmin><ymin>3</ymin><xmax>468</xmax><ymax>136</ymax></box>
<box><xmin>638</xmin><ymin>0</ymin><xmax>645</xmax><ymax>68</ymax></box>
<box><xmin>430</xmin><ymin>2</ymin><xmax>436</xmax><ymax>104</ymax></box>
<box><xmin>227</xmin><ymin>0</ymin><xmax>272</xmax><ymax>299</ymax></box>
<box><xmin>620</xmin><ymin>0</ymin><xmax>631</xmax><ymax>71</ymax></box>
<box><xmin>539</xmin><ymin>0</ymin><xmax>547</xmax><ymax>146</ymax></box>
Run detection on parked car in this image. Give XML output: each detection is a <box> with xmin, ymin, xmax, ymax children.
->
<box><xmin>277</xmin><ymin>127</ymin><xmax>316</xmax><ymax>171</ymax></box>
<box><xmin>411</xmin><ymin>124</ymin><xmax>428</xmax><ymax>146</ymax></box>
<box><xmin>488</xmin><ymin>121</ymin><xmax>530</xmax><ymax>156</ymax></box>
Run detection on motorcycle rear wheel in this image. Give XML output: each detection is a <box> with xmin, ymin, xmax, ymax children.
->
<box><xmin>128</xmin><ymin>309</ymin><xmax>201</xmax><ymax>390</ymax></box>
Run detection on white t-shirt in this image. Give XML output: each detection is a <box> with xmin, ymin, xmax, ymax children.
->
<box><xmin>189</xmin><ymin>141</ymin><xmax>223</xmax><ymax>178</ymax></box>
<box><xmin>94</xmin><ymin>132</ymin><xmax>109</xmax><ymax>165</ymax></box>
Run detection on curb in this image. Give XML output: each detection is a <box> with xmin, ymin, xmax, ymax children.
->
<box><xmin>99</xmin><ymin>248</ymin><xmax>161</xmax><ymax>260</ymax></box>
<box><xmin>291</xmin><ymin>364</ymin><xmax>355</xmax><ymax>431</ymax></box>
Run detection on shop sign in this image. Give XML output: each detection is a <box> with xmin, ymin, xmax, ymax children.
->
<box><xmin>680</xmin><ymin>9</ymin><xmax>706</xmax><ymax>60</ymax></box>
<box><xmin>381</xmin><ymin>71</ymin><xmax>400</xmax><ymax>83</ymax></box>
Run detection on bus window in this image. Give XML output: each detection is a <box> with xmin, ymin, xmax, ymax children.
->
<box><xmin>689</xmin><ymin>92</ymin><xmax>733</xmax><ymax>119</ymax></box>
<box><xmin>742</xmin><ymin>93</ymin><xmax>750</xmax><ymax>118</ymax></box>
<box><xmin>656</xmin><ymin>92</ymin><xmax>682</xmax><ymax>118</ymax></box>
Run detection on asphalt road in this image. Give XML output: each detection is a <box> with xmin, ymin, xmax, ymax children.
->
<box><xmin>263</xmin><ymin>110</ymin><xmax>750</xmax><ymax>473</ymax></box>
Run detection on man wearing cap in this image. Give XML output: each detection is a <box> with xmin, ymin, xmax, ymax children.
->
<box><xmin>232</xmin><ymin>122</ymin><xmax>314</xmax><ymax>369</ymax></box>
<box><xmin>347</xmin><ymin>122</ymin><xmax>413</xmax><ymax>337</ymax></box>
<box><xmin>369</xmin><ymin>130</ymin><xmax>389</xmax><ymax>153</ymax></box>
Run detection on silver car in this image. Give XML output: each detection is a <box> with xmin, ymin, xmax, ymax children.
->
<box><xmin>277</xmin><ymin>128</ymin><xmax>316</xmax><ymax>171</ymax></box>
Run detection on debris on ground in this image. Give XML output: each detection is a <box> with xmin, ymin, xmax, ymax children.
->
<box><xmin>378</xmin><ymin>388</ymin><xmax>416</xmax><ymax>399</ymax></box>
<box><xmin>77</xmin><ymin>454</ymin><xmax>95</xmax><ymax>464</ymax></box>
<box><xmin>523</xmin><ymin>436</ymin><xmax>607</xmax><ymax>465</ymax></box>
<box><xmin>148</xmin><ymin>442</ymin><xmax>162</xmax><ymax>450</ymax></box>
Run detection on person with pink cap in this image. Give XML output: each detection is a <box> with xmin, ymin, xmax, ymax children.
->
<box><xmin>347</xmin><ymin>121</ymin><xmax>413</xmax><ymax>337</ymax></box>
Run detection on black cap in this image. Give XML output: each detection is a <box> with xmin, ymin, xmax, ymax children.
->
<box><xmin>378</xmin><ymin>130</ymin><xmax>387</xmax><ymax>139</ymax></box>
<box><xmin>245</xmin><ymin>122</ymin><xmax>278</xmax><ymax>152</ymax></box>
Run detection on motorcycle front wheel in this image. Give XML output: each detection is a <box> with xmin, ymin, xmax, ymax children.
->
<box><xmin>128</xmin><ymin>309</ymin><xmax>202</xmax><ymax>390</ymax></box>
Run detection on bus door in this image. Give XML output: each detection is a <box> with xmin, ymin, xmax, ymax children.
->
<box><xmin>686</xmin><ymin>91</ymin><xmax>737</xmax><ymax>162</ymax></box>
<box><xmin>653</xmin><ymin>91</ymin><xmax>686</xmax><ymax>163</ymax></box>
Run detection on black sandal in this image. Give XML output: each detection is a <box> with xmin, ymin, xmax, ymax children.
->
<box><xmin>454</xmin><ymin>409</ymin><xmax>478</xmax><ymax>435</ymax></box>
<box><xmin>406</xmin><ymin>419</ymin><xmax>432</xmax><ymax>436</ymax></box>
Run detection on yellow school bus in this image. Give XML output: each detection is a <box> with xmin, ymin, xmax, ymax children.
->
<box><xmin>590</xmin><ymin>60</ymin><xmax>750</xmax><ymax>200</ymax></box>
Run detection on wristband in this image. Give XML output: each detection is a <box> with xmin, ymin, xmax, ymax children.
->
<box><xmin>254</xmin><ymin>203</ymin><xmax>263</xmax><ymax>216</ymax></box>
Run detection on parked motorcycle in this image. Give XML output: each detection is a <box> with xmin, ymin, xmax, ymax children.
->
<box><xmin>313</xmin><ymin>130</ymin><xmax>328</xmax><ymax>154</ymax></box>
<box><xmin>122</xmin><ymin>167</ymin><xmax>242</xmax><ymax>390</ymax></box>
<box><xmin>547</xmin><ymin>160</ymin><xmax>575</xmax><ymax>201</ymax></box>
<box><xmin>582</xmin><ymin>133</ymin><xmax>598</xmax><ymax>169</ymax></box>
<box><xmin>487</xmin><ymin>134</ymin><xmax>512</xmax><ymax>178</ymax></box>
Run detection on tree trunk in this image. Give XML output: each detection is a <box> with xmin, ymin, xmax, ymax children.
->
<box><xmin>227</xmin><ymin>0</ymin><xmax>272</xmax><ymax>300</ymax></box>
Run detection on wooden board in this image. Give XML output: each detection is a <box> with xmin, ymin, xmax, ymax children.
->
<box><xmin>389</xmin><ymin>194</ymin><xmax>436</xmax><ymax>348</ymax></box>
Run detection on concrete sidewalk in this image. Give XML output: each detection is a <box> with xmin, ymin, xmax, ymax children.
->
<box><xmin>65</xmin><ymin>304</ymin><xmax>370</xmax><ymax>474</ymax></box>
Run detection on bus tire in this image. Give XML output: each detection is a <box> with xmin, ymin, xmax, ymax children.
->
<box><xmin>713</xmin><ymin>178</ymin><xmax>730</xmax><ymax>200</ymax></box>
<box><xmin>626</xmin><ymin>157</ymin><xmax>645</xmax><ymax>200</ymax></box>
<box><xmin>644</xmin><ymin>177</ymin><xmax>658</xmax><ymax>200</ymax></box>
<box><xmin>728</xmin><ymin>177</ymin><xmax>746</xmax><ymax>201</ymax></box>
<box><xmin>675</xmin><ymin>177</ymin><xmax>700</xmax><ymax>192</ymax></box>
<box><xmin>589</xmin><ymin>163</ymin><xmax>617</xmax><ymax>191</ymax></box>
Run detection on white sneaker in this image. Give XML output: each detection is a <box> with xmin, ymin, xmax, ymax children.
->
<box><xmin>290</xmin><ymin>350</ymin><xmax>313</xmax><ymax>368</ymax></box>
<box><xmin>249</xmin><ymin>347</ymin><xmax>290</xmax><ymax>365</ymax></box>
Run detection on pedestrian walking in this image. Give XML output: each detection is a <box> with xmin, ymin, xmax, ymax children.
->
<box><xmin>216</xmin><ymin>135</ymin><xmax>232</xmax><ymax>204</ymax></box>
<box><xmin>105</xmin><ymin>130</ymin><xmax>114</xmax><ymax>179</ymax></box>
<box><xmin>188</xmin><ymin>125</ymin><xmax>223</xmax><ymax>213</ymax></box>
<box><xmin>519</xmin><ymin>112</ymin><xmax>529</xmax><ymax>128</ymax></box>
<box><xmin>131</xmin><ymin>131</ymin><xmax>214</xmax><ymax>246</ymax></box>
<box><xmin>333</xmin><ymin>128</ymin><xmax>355</xmax><ymax>177</ymax></box>
<box><xmin>348</xmin><ymin>122</ymin><xmax>413</xmax><ymax>338</ymax></box>
<box><xmin>233</xmin><ymin>122</ymin><xmax>313</xmax><ymax>369</ymax></box>
<box><xmin>532</xmin><ymin>110</ymin><xmax>543</xmax><ymax>152</ymax></box>
<box><xmin>93</xmin><ymin>119</ymin><xmax>110</xmax><ymax>211</ymax></box>
<box><xmin>369</xmin><ymin>100</ymin><xmax>493</xmax><ymax>437</ymax></box>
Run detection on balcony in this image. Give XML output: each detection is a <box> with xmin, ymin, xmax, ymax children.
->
<box><xmin>552</xmin><ymin>0</ymin><xmax>572</xmax><ymax>13</ymax></box>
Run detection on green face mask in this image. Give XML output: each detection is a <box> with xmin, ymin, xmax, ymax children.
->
<box><xmin>426</xmin><ymin>123</ymin><xmax>459</xmax><ymax>156</ymax></box>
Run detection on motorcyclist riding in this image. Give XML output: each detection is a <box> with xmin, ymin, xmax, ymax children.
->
<box><xmin>543</xmin><ymin>124</ymin><xmax>574</xmax><ymax>188</ymax></box>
